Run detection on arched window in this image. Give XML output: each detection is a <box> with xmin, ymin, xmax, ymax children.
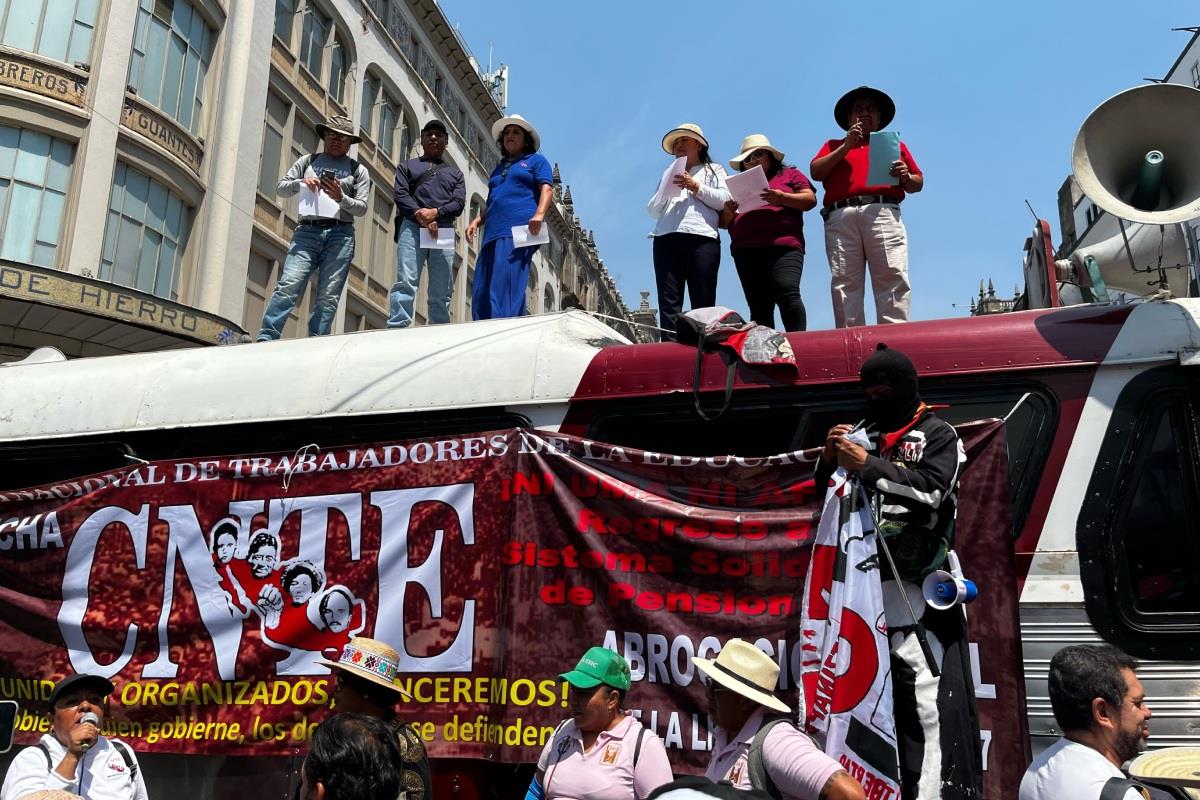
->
<box><xmin>0</xmin><ymin>125</ymin><xmax>75</xmax><ymax>267</ymax></box>
<box><xmin>359</xmin><ymin>69</ymin><xmax>410</xmax><ymax>161</ymax></box>
<box><xmin>127</xmin><ymin>0</ymin><xmax>216</xmax><ymax>136</ymax></box>
<box><xmin>544</xmin><ymin>285</ymin><xmax>554</xmax><ymax>315</ymax></box>
<box><xmin>0</xmin><ymin>0</ymin><xmax>98</xmax><ymax>63</ymax></box>
<box><xmin>276</xmin><ymin>0</ymin><xmax>351</xmax><ymax>108</ymax></box>
<box><xmin>100</xmin><ymin>162</ymin><xmax>193</xmax><ymax>300</ymax></box>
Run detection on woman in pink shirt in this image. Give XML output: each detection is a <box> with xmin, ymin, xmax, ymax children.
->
<box><xmin>528</xmin><ymin>647</ymin><xmax>673</xmax><ymax>800</ymax></box>
<box><xmin>721</xmin><ymin>134</ymin><xmax>817</xmax><ymax>332</ymax></box>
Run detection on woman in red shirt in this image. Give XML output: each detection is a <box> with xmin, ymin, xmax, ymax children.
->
<box><xmin>721</xmin><ymin>134</ymin><xmax>817</xmax><ymax>331</ymax></box>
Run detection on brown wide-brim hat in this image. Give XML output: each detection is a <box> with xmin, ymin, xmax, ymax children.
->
<box><xmin>315</xmin><ymin>114</ymin><xmax>362</xmax><ymax>144</ymax></box>
<box><xmin>834</xmin><ymin>86</ymin><xmax>896</xmax><ymax>131</ymax></box>
<box><xmin>319</xmin><ymin>637</ymin><xmax>413</xmax><ymax>700</ymax></box>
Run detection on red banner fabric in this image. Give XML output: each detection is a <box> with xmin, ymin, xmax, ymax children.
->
<box><xmin>0</xmin><ymin>422</ymin><xmax>1025</xmax><ymax>796</ymax></box>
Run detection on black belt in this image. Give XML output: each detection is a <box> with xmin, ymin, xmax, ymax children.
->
<box><xmin>298</xmin><ymin>218</ymin><xmax>349</xmax><ymax>228</ymax></box>
<box><xmin>821</xmin><ymin>195</ymin><xmax>901</xmax><ymax>221</ymax></box>
<box><xmin>828</xmin><ymin>194</ymin><xmax>900</xmax><ymax>210</ymax></box>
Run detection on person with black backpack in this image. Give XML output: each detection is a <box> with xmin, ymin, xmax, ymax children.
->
<box><xmin>0</xmin><ymin>673</ymin><xmax>147</xmax><ymax>800</ymax></box>
<box><xmin>692</xmin><ymin>639</ymin><xmax>864</xmax><ymax>800</ymax></box>
<box><xmin>1020</xmin><ymin>645</ymin><xmax>1180</xmax><ymax>800</ymax></box>
<box><xmin>257</xmin><ymin>114</ymin><xmax>371</xmax><ymax>341</ymax></box>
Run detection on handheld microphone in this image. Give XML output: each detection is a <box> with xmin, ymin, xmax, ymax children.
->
<box><xmin>79</xmin><ymin>711</ymin><xmax>100</xmax><ymax>752</ymax></box>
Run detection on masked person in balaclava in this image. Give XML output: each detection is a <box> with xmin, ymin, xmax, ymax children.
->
<box><xmin>815</xmin><ymin>344</ymin><xmax>982</xmax><ymax>800</ymax></box>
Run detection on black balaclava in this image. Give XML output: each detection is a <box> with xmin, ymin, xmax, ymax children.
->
<box><xmin>859</xmin><ymin>343</ymin><xmax>921</xmax><ymax>432</ymax></box>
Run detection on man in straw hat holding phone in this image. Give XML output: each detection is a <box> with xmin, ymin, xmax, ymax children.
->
<box><xmin>693</xmin><ymin>639</ymin><xmax>865</xmax><ymax>800</ymax></box>
<box><xmin>322</xmin><ymin>637</ymin><xmax>431</xmax><ymax>800</ymax></box>
<box><xmin>257</xmin><ymin>114</ymin><xmax>371</xmax><ymax>341</ymax></box>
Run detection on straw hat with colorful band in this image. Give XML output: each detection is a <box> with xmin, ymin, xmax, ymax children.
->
<box><xmin>315</xmin><ymin>114</ymin><xmax>362</xmax><ymax>144</ymax></box>
<box><xmin>729</xmin><ymin>134</ymin><xmax>786</xmax><ymax>171</ymax></box>
<box><xmin>560</xmin><ymin>646</ymin><xmax>631</xmax><ymax>691</ymax></box>
<box><xmin>834</xmin><ymin>85</ymin><xmax>896</xmax><ymax>131</ymax></box>
<box><xmin>320</xmin><ymin>637</ymin><xmax>412</xmax><ymax>700</ymax></box>
<box><xmin>491</xmin><ymin>114</ymin><xmax>541</xmax><ymax>152</ymax></box>
<box><xmin>662</xmin><ymin>123</ymin><xmax>709</xmax><ymax>155</ymax></box>
<box><xmin>691</xmin><ymin>638</ymin><xmax>791</xmax><ymax>714</ymax></box>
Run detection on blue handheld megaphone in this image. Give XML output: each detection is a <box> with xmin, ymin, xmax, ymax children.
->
<box><xmin>921</xmin><ymin>550</ymin><xmax>978</xmax><ymax>610</ymax></box>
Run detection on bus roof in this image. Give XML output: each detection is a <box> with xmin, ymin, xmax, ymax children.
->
<box><xmin>0</xmin><ymin>311</ymin><xmax>628</xmax><ymax>443</ymax></box>
<box><xmin>570</xmin><ymin>300</ymin><xmax>1200</xmax><ymax>401</ymax></box>
<box><xmin>4</xmin><ymin>301</ymin><xmax>1199</xmax><ymax>444</ymax></box>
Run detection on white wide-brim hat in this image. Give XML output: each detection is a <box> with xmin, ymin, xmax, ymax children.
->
<box><xmin>692</xmin><ymin>638</ymin><xmax>791</xmax><ymax>714</ymax></box>
<box><xmin>729</xmin><ymin>133</ymin><xmax>786</xmax><ymax>171</ymax></box>
<box><xmin>662</xmin><ymin>123</ymin><xmax>709</xmax><ymax>155</ymax></box>
<box><xmin>492</xmin><ymin>114</ymin><xmax>540</xmax><ymax>152</ymax></box>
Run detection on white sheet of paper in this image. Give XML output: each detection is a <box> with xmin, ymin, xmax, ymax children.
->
<box><xmin>652</xmin><ymin>156</ymin><xmax>689</xmax><ymax>206</ymax></box>
<box><xmin>511</xmin><ymin>224</ymin><xmax>550</xmax><ymax>247</ymax></box>
<box><xmin>419</xmin><ymin>227</ymin><xmax>456</xmax><ymax>250</ymax></box>
<box><xmin>298</xmin><ymin>186</ymin><xmax>341</xmax><ymax>218</ymax></box>
<box><xmin>726</xmin><ymin>165</ymin><xmax>770</xmax><ymax>213</ymax></box>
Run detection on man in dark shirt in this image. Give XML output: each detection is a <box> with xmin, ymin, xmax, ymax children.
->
<box><xmin>389</xmin><ymin>119</ymin><xmax>466</xmax><ymax>328</ymax></box>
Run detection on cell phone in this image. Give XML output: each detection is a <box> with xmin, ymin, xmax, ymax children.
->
<box><xmin>320</xmin><ymin>169</ymin><xmax>335</xmax><ymax>182</ymax></box>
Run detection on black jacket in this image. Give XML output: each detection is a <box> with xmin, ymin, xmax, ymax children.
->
<box><xmin>815</xmin><ymin>408</ymin><xmax>966</xmax><ymax>582</ymax></box>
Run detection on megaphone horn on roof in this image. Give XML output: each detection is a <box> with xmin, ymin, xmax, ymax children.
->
<box><xmin>1072</xmin><ymin>83</ymin><xmax>1200</xmax><ymax>226</ymax></box>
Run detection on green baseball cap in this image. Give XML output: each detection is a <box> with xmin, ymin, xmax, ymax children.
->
<box><xmin>559</xmin><ymin>647</ymin><xmax>631</xmax><ymax>691</ymax></box>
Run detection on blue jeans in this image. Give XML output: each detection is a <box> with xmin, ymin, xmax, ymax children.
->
<box><xmin>472</xmin><ymin>236</ymin><xmax>536</xmax><ymax>320</ymax></box>
<box><xmin>258</xmin><ymin>223</ymin><xmax>355</xmax><ymax>340</ymax></box>
<box><xmin>388</xmin><ymin>218</ymin><xmax>453</xmax><ymax>327</ymax></box>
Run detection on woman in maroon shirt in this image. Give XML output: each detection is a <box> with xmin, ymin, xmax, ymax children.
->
<box><xmin>721</xmin><ymin>134</ymin><xmax>817</xmax><ymax>331</ymax></box>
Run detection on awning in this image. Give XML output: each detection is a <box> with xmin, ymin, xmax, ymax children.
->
<box><xmin>0</xmin><ymin>260</ymin><xmax>246</xmax><ymax>359</ymax></box>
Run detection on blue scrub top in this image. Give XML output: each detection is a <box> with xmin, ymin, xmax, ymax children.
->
<box><xmin>482</xmin><ymin>151</ymin><xmax>553</xmax><ymax>245</ymax></box>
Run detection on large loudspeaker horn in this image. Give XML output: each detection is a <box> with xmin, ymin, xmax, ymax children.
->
<box><xmin>1068</xmin><ymin>221</ymin><xmax>1191</xmax><ymax>298</ymax></box>
<box><xmin>1073</xmin><ymin>84</ymin><xmax>1200</xmax><ymax>225</ymax></box>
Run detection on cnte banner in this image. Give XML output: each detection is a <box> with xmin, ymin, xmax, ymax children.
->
<box><xmin>0</xmin><ymin>424</ymin><xmax>1024</xmax><ymax>796</ymax></box>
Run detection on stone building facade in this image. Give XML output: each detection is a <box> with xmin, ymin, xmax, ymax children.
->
<box><xmin>0</xmin><ymin>0</ymin><xmax>637</xmax><ymax>360</ymax></box>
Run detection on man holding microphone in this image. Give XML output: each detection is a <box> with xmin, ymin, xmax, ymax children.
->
<box><xmin>1</xmin><ymin>673</ymin><xmax>147</xmax><ymax>800</ymax></box>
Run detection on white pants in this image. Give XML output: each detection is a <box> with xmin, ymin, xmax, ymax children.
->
<box><xmin>823</xmin><ymin>203</ymin><xmax>910</xmax><ymax>327</ymax></box>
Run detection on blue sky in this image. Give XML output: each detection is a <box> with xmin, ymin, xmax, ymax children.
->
<box><xmin>439</xmin><ymin>0</ymin><xmax>1198</xmax><ymax>331</ymax></box>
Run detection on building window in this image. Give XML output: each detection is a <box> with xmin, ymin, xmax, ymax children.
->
<box><xmin>128</xmin><ymin>0</ymin><xmax>215</xmax><ymax>136</ymax></box>
<box><xmin>290</xmin><ymin>112</ymin><xmax>319</xmax><ymax>170</ymax></box>
<box><xmin>298</xmin><ymin>3</ymin><xmax>329</xmax><ymax>78</ymax></box>
<box><xmin>329</xmin><ymin>38</ymin><xmax>346</xmax><ymax>105</ymax></box>
<box><xmin>258</xmin><ymin>91</ymin><xmax>289</xmax><ymax>197</ymax></box>
<box><xmin>1192</xmin><ymin>60</ymin><xmax>1200</xmax><ymax>89</ymax></box>
<box><xmin>360</xmin><ymin>73</ymin><xmax>379</xmax><ymax>134</ymax></box>
<box><xmin>0</xmin><ymin>125</ymin><xmax>73</xmax><ymax>267</ymax></box>
<box><xmin>273</xmin><ymin>0</ymin><xmax>296</xmax><ymax>47</ymax></box>
<box><xmin>100</xmin><ymin>163</ymin><xmax>192</xmax><ymax>299</ymax></box>
<box><xmin>378</xmin><ymin>96</ymin><xmax>399</xmax><ymax>159</ymax></box>
<box><xmin>544</xmin><ymin>285</ymin><xmax>554</xmax><ymax>314</ymax></box>
<box><xmin>0</xmin><ymin>0</ymin><xmax>97</xmax><ymax>63</ymax></box>
<box><xmin>360</xmin><ymin>71</ymin><xmax>408</xmax><ymax>160</ymax></box>
<box><xmin>362</xmin><ymin>188</ymin><xmax>393</xmax><ymax>287</ymax></box>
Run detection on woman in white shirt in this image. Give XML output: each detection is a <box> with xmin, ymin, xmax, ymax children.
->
<box><xmin>647</xmin><ymin>124</ymin><xmax>731</xmax><ymax>340</ymax></box>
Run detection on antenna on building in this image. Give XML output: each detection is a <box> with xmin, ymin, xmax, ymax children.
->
<box><xmin>481</xmin><ymin>42</ymin><xmax>509</xmax><ymax>109</ymax></box>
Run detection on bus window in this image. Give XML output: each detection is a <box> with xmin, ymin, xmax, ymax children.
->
<box><xmin>1117</xmin><ymin>401</ymin><xmax>1200</xmax><ymax>615</ymax></box>
<box><xmin>1079</xmin><ymin>366</ymin><xmax>1200</xmax><ymax>659</ymax></box>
